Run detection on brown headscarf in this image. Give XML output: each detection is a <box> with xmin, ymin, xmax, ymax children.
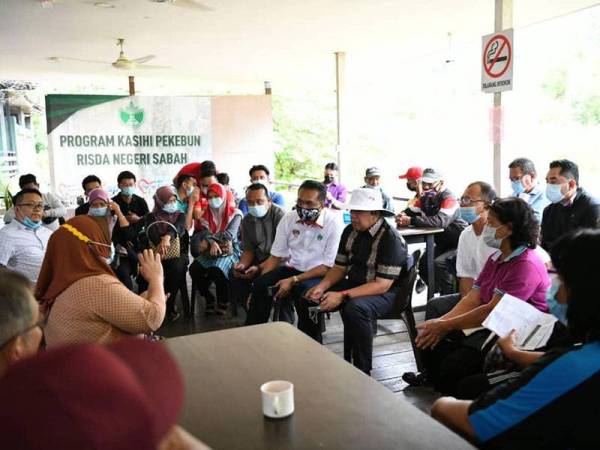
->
<box><xmin>36</xmin><ymin>215</ymin><xmax>116</xmax><ymax>314</ymax></box>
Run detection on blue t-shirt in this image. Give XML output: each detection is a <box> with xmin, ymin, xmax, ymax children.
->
<box><xmin>239</xmin><ymin>191</ymin><xmax>286</xmax><ymax>215</ymax></box>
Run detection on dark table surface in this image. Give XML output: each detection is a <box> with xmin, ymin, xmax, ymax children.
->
<box><xmin>165</xmin><ymin>323</ymin><xmax>473</xmax><ymax>450</ymax></box>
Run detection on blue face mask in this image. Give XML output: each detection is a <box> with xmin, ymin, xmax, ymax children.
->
<box><xmin>89</xmin><ymin>207</ymin><xmax>107</xmax><ymax>217</ymax></box>
<box><xmin>459</xmin><ymin>207</ymin><xmax>480</xmax><ymax>224</ymax></box>
<box><xmin>22</xmin><ymin>216</ymin><xmax>42</xmax><ymax>230</ymax></box>
<box><xmin>105</xmin><ymin>243</ymin><xmax>116</xmax><ymax>266</ymax></box>
<box><xmin>546</xmin><ymin>279</ymin><xmax>568</xmax><ymax>325</ymax></box>
<box><xmin>186</xmin><ymin>186</ymin><xmax>195</xmax><ymax>197</ymax></box>
<box><xmin>162</xmin><ymin>203</ymin><xmax>178</xmax><ymax>214</ymax></box>
<box><xmin>121</xmin><ymin>186</ymin><xmax>135</xmax><ymax>197</ymax></box>
<box><xmin>210</xmin><ymin>197</ymin><xmax>224</xmax><ymax>209</ymax></box>
<box><xmin>248</xmin><ymin>204</ymin><xmax>268</xmax><ymax>218</ymax></box>
<box><xmin>546</xmin><ymin>184</ymin><xmax>565</xmax><ymax>204</ymax></box>
<box><xmin>511</xmin><ymin>180</ymin><xmax>525</xmax><ymax>195</ymax></box>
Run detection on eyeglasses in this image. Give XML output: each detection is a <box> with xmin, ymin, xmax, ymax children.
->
<box><xmin>17</xmin><ymin>202</ymin><xmax>44</xmax><ymax>210</ymax></box>
<box><xmin>0</xmin><ymin>317</ymin><xmax>44</xmax><ymax>349</ymax></box>
<box><xmin>459</xmin><ymin>197</ymin><xmax>488</xmax><ymax>207</ymax></box>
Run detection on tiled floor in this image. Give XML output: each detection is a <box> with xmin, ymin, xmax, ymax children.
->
<box><xmin>159</xmin><ymin>283</ymin><xmax>440</xmax><ymax>415</ymax></box>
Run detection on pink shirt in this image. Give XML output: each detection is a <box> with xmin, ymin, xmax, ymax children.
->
<box><xmin>474</xmin><ymin>247</ymin><xmax>550</xmax><ymax>312</ymax></box>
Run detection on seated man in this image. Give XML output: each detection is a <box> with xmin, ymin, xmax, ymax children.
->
<box><xmin>238</xmin><ymin>164</ymin><xmax>286</xmax><ymax>215</ymax></box>
<box><xmin>299</xmin><ymin>188</ymin><xmax>407</xmax><ymax>375</ymax></box>
<box><xmin>541</xmin><ymin>159</ymin><xmax>600</xmax><ymax>253</ymax></box>
<box><xmin>3</xmin><ymin>173</ymin><xmax>66</xmax><ymax>231</ymax></box>
<box><xmin>396</xmin><ymin>168</ymin><xmax>467</xmax><ymax>295</ymax></box>
<box><xmin>363</xmin><ymin>167</ymin><xmax>394</xmax><ymax>213</ymax></box>
<box><xmin>0</xmin><ymin>189</ymin><xmax>52</xmax><ymax>284</ymax></box>
<box><xmin>508</xmin><ymin>158</ymin><xmax>549</xmax><ymax>222</ymax></box>
<box><xmin>0</xmin><ymin>269</ymin><xmax>43</xmax><ymax>378</ymax></box>
<box><xmin>231</xmin><ymin>183</ymin><xmax>285</xmax><ymax>314</ymax></box>
<box><xmin>399</xmin><ymin>166</ymin><xmax>424</xmax><ymax>209</ymax></box>
<box><xmin>431</xmin><ymin>229</ymin><xmax>600</xmax><ymax>449</ymax></box>
<box><xmin>75</xmin><ymin>174</ymin><xmax>102</xmax><ymax>216</ymax></box>
<box><xmin>245</xmin><ymin>180</ymin><xmax>344</xmax><ymax>325</ymax></box>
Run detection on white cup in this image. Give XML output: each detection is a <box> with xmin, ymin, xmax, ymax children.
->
<box><xmin>260</xmin><ymin>380</ymin><xmax>294</xmax><ymax>419</ymax></box>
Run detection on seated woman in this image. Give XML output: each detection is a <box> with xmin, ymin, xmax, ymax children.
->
<box><xmin>431</xmin><ymin>229</ymin><xmax>600</xmax><ymax>449</ymax></box>
<box><xmin>403</xmin><ymin>197</ymin><xmax>550</xmax><ymax>395</ymax></box>
<box><xmin>189</xmin><ymin>183</ymin><xmax>242</xmax><ymax>316</ymax></box>
<box><xmin>137</xmin><ymin>186</ymin><xmax>191</xmax><ymax>322</ymax></box>
<box><xmin>87</xmin><ymin>187</ymin><xmax>129</xmax><ymax>235</ymax></box>
<box><xmin>36</xmin><ymin>215</ymin><xmax>166</xmax><ymax>347</ymax></box>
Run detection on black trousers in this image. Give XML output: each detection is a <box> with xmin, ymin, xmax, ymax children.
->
<box><xmin>139</xmin><ymin>257</ymin><xmax>188</xmax><ymax>315</ymax></box>
<box><xmin>115</xmin><ymin>255</ymin><xmax>137</xmax><ymax>292</ymax></box>
<box><xmin>189</xmin><ymin>261</ymin><xmax>231</xmax><ymax>308</ymax></box>
<box><xmin>244</xmin><ymin>266</ymin><xmax>299</xmax><ymax>325</ymax></box>
<box><xmin>421</xmin><ymin>294</ymin><xmax>490</xmax><ymax>396</ymax></box>
<box><xmin>296</xmin><ymin>279</ymin><xmax>395</xmax><ymax>375</ymax></box>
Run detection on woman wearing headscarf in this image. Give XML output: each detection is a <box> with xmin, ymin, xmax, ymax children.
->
<box><xmin>36</xmin><ymin>215</ymin><xmax>166</xmax><ymax>347</ymax></box>
<box><xmin>190</xmin><ymin>183</ymin><xmax>242</xmax><ymax>315</ymax></box>
<box><xmin>87</xmin><ymin>187</ymin><xmax>129</xmax><ymax>235</ymax></box>
<box><xmin>137</xmin><ymin>186</ymin><xmax>190</xmax><ymax>322</ymax></box>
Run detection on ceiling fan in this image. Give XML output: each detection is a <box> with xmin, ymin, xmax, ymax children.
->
<box><xmin>49</xmin><ymin>38</ymin><xmax>169</xmax><ymax>71</ymax></box>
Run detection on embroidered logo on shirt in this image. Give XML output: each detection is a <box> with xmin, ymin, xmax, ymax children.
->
<box><xmin>292</xmin><ymin>229</ymin><xmax>300</xmax><ymax>237</ymax></box>
<box><xmin>317</xmin><ymin>234</ymin><xmax>323</xmax><ymax>241</ymax></box>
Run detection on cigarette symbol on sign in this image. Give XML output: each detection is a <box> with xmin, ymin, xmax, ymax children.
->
<box><xmin>487</xmin><ymin>41</ymin><xmax>508</xmax><ymax>64</ymax></box>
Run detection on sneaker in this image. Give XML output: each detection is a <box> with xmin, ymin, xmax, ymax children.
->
<box><xmin>205</xmin><ymin>305</ymin><xmax>216</xmax><ymax>316</ymax></box>
<box><xmin>415</xmin><ymin>278</ymin><xmax>427</xmax><ymax>294</ymax></box>
<box><xmin>402</xmin><ymin>371</ymin><xmax>430</xmax><ymax>387</ymax></box>
<box><xmin>215</xmin><ymin>305</ymin><xmax>228</xmax><ymax>316</ymax></box>
<box><xmin>168</xmin><ymin>311</ymin><xmax>181</xmax><ymax>323</ymax></box>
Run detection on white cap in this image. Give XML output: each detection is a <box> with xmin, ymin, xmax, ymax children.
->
<box><xmin>345</xmin><ymin>188</ymin><xmax>394</xmax><ymax>217</ymax></box>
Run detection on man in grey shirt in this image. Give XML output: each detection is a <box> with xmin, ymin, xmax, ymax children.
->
<box><xmin>231</xmin><ymin>183</ymin><xmax>285</xmax><ymax>315</ymax></box>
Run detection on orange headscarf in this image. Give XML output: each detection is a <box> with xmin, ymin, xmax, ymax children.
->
<box><xmin>36</xmin><ymin>215</ymin><xmax>116</xmax><ymax>314</ymax></box>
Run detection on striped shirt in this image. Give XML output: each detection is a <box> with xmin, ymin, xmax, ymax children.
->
<box><xmin>335</xmin><ymin>219</ymin><xmax>407</xmax><ymax>286</ymax></box>
<box><xmin>0</xmin><ymin>220</ymin><xmax>52</xmax><ymax>283</ymax></box>
<box><xmin>469</xmin><ymin>341</ymin><xmax>600</xmax><ymax>449</ymax></box>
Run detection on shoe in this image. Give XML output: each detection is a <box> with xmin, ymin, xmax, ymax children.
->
<box><xmin>205</xmin><ymin>305</ymin><xmax>216</xmax><ymax>316</ymax></box>
<box><xmin>215</xmin><ymin>305</ymin><xmax>228</xmax><ymax>316</ymax></box>
<box><xmin>168</xmin><ymin>311</ymin><xmax>181</xmax><ymax>323</ymax></box>
<box><xmin>415</xmin><ymin>278</ymin><xmax>427</xmax><ymax>294</ymax></box>
<box><xmin>402</xmin><ymin>371</ymin><xmax>430</xmax><ymax>387</ymax></box>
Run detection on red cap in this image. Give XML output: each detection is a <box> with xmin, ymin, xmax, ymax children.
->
<box><xmin>399</xmin><ymin>166</ymin><xmax>424</xmax><ymax>180</ymax></box>
<box><xmin>0</xmin><ymin>338</ymin><xmax>184</xmax><ymax>450</ymax></box>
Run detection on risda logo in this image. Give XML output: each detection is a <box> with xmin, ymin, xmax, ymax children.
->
<box><xmin>119</xmin><ymin>101</ymin><xmax>145</xmax><ymax>128</ymax></box>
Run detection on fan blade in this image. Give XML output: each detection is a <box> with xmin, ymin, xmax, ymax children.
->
<box><xmin>173</xmin><ymin>0</ymin><xmax>213</xmax><ymax>11</ymax></box>
<box><xmin>131</xmin><ymin>55</ymin><xmax>155</xmax><ymax>64</ymax></box>
<box><xmin>133</xmin><ymin>64</ymin><xmax>171</xmax><ymax>70</ymax></box>
<box><xmin>49</xmin><ymin>56</ymin><xmax>111</xmax><ymax>65</ymax></box>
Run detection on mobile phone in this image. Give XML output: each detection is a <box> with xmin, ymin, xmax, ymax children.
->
<box><xmin>267</xmin><ymin>285</ymin><xmax>278</xmax><ymax>297</ymax></box>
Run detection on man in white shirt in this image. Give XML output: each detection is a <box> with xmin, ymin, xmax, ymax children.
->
<box><xmin>245</xmin><ymin>180</ymin><xmax>344</xmax><ymax>325</ymax></box>
<box><xmin>0</xmin><ymin>189</ymin><xmax>53</xmax><ymax>284</ymax></box>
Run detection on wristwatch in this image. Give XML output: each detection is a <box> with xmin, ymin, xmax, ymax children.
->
<box><xmin>292</xmin><ymin>275</ymin><xmax>300</xmax><ymax>285</ymax></box>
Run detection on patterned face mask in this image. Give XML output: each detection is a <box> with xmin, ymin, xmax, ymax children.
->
<box><xmin>296</xmin><ymin>206</ymin><xmax>321</xmax><ymax>223</ymax></box>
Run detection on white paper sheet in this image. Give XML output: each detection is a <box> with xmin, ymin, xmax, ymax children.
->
<box><xmin>483</xmin><ymin>294</ymin><xmax>557</xmax><ymax>350</ymax></box>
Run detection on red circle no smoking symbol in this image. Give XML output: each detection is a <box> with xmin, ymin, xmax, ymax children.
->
<box><xmin>483</xmin><ymin>34</ymin><xmax>512</xmax><ymax>79</ymax></box>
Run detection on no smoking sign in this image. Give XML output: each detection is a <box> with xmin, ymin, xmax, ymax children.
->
<box><xmin>482</xmin><ymin>29</ymin><xmax>513</xmax><ymax>93</ymax></box>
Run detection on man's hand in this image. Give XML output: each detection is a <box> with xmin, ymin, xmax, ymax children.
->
<box><xmin>232</xmin><ymin>263</ymin><xmax>246</xmax><ymax>278</ymax></box>
<box><xmin>395</xmin><ymin>213</ymin><xmax>411</xmax><ymax>227</ymax></box>
<box><xmin>126</xmin><ymin>212</ymin><xmax>141</xmax><ymax>223</ymax></box>
<box><xmin>209</xmin><ymin>241</ymin><xmax>222</xmax><ymax>257</ymax></box>
<box><xmin>496</xmin><ymin>329</ymin><xmax>517</xmax><ymax>358</ymax></box>
<box><xmin>304</xmin><ymin>285</ymin><xmax>326</xmax><ymax>304</ymax></box>
<box><xmin>320</xmin><ymin>291</ymin><xmax>344</xmax><ymax>312</ymax></box>
<box><xmin>415</xmin><ymin>319</ymin><xmax>450</xmax><ymax>349</ymax></box>
<box><xmin>274</xmin><ymin>277</ymin><xmax>295</xmax><ymax>299</ymax></box>
<box><xmin>199</xmin><ymin>239</ymin><xmax>209</xmax><ymax>253</ymax></box>
<box><xmin>189</xmin><ymin>187</ymin><xmax>200</xmax><ymax>204</ymax></box>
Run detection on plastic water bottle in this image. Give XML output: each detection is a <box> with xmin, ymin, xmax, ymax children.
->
<box><xmin>343</xmin><ymin>211</ymin><xmax>351</xmax><ymax>225</ymax></box>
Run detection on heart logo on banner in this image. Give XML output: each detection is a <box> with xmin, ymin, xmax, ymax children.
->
<box><xmin>138</xmin><ymin>178</ymin><xmax>156</xmax><ymax>194</ymax></box>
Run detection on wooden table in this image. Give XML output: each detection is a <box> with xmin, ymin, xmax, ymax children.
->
<box><xmin>166</xmin><ymin>323</ymin><xmax>473</xmax><ymax>450</ymax></box>
<box><xmin>398</xmin><ymin>227</ymin><xmax>445</xmax><ymax>302</ymax></box>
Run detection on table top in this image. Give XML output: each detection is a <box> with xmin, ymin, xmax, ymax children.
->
<box><xmin>165</xmin><ymin>323</ymin><xmax>473</xmax><ymax>450</ymax></box>
<box><xmin>397</xmin><ymin>226</ymin><xmax>445</xmax><ymax>237</ymax></box>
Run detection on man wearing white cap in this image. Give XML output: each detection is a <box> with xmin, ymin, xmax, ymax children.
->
<box><xmin>300</xmin><ymin>188</ymin><xmax>407</xmax><ymax>375</ymax></box>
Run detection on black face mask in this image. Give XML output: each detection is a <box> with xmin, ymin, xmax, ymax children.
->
<box><xmin>296</xmin><ymin>205</ymin><xmax>321</xmax><ymax>222</ymax></box>
<box><xmin>324</xmin><ymin>176</ymin><xmax>334</xmax><ymax>184</ymax></box>
<box><xmin>406</xmin><ymin>182</ymin><xmax>417</xmax><ymax>192</ymax></box>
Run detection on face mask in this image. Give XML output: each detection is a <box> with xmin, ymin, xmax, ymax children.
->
<box><xmin>546</xmin><ymin>183</ymin><xmax>565</xmax><ymax>204</ymax></box>
<box><xmin>22</xmin><ymin>216</ymin><xmax>42</xmax><ymax>230</ymax></box>
<box><xmin>201</xmin><ymin>186</ymin><xmax>208</xmax><ymax>195</ymax></box>
<box><xmin>324</xmin><ymin>176</ymin><xmax>334</xmax><ymax>184</ymax></box>
<box><xmin>459</xmin><ymin>207</ymin><xmax>480</xmax><ymax>224</ymax></box>
<box><xmin>511</xmin><ymin>180</ymin><xmax>525</xmax><ymax>195</ymax></box>
<box><xmin>105</xmin><ymin>243</ymin><xmax>116</xmax><ymax>265</ymax></box>
<box><xmin>186</xmin><ymin>186</ymin><xmax>195</xmax><ymax>197</ymax></box>
<box><xmin>121</xmin><ymin>186</ymin><xmax>135</xmax><ymax>197</ymax></box>
<box><xmin>162</xmin><ymin>203</ymin><xmax>178</xmax><ymax>214</ymax></box>
<box><xmin>296</xmin><ymin>205</ymin><xmax>321</xmax><ymax>223</ymax></box>
<box><xmin>89</xmin><ymin>240</ymin><xmax>115</xmax><ymax>266</ymax></box>
<box><xmin>406</xmin><ymin>183</ymin><xmax>417</xmax><ymax>192</ymax></box>
<box><xmin>546</xmin><ymin>279</ymin><xmax>568</xmax><ymax>325</ymax></box>
<box><xmin>89</xmin><ymin>207</ymin><xmax>107</xmax><ymax>217</ymax></box>
<box><xmin>482</xmin><ymin>224</ymin><xmax>503</xmax><ymax>249</ymax></box>
<box><xmin>209</xmin><ymin>197</ymin><xmax>224</xmax><ymax>209</ymax></box>
<box><xmin>248</xmin><ymin>204</ymin><xmax>268</xmax><ymax>218</ymax></box>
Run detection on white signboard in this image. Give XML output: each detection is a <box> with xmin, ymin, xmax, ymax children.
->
<box><xmin>481</xmin><ymin>28</ymin><xmax>514</xmax><ymax>93</ymax></box>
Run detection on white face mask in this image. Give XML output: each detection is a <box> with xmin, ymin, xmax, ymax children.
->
<box><xmin>482</xmin><ymin>224</ymin><xmax>503</xmax><ymax>249</ymax></box>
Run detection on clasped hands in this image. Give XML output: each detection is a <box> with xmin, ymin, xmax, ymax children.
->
<box><xmin>303</xmin><ymin>285</ymin><xmax>344</xmax><ymax>312</ymax></box>
<box><xmin>415</xmin><ymin>319</ymin><xmax>451</xmax><ymax>350</ymax></box>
